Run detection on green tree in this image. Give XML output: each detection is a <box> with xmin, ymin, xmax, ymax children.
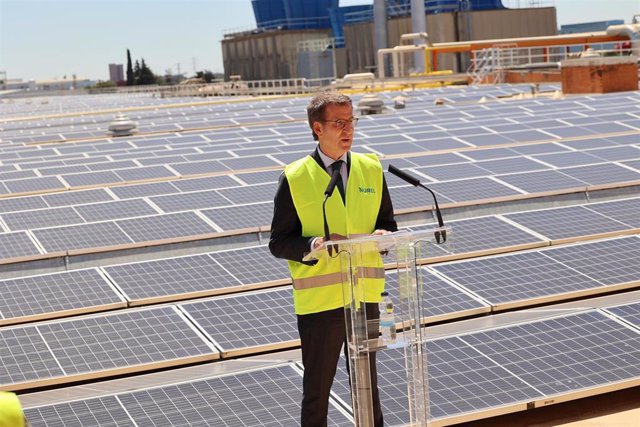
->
<box><xmin>126</xmin><ymin>49</ymin><xmax>134</xmax><ymax>86</ymax></box>
<box><xmin>138</xmin><ymin>58</ymin><xmax>156</xmax><ymax>85</ymax></box>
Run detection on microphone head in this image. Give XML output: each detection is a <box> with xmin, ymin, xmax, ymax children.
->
<box><xmin>387</xmin><ymin>164</ymin><xmax>421</xmax><ymax>187</ymax></box>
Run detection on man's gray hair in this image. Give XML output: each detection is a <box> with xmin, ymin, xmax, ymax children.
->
<box><xmin>306</xmin><ymin>92</ymin><xmax>352</xmax><ymax>141</ymax></box>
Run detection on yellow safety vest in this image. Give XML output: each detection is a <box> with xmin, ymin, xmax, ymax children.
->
<box><xmin>286</xmin><ymin>152</ymin><xmax>385</xmax><ymax>315</ymax></box>
<box><xmin>0</xmin><ymin>392</ymin><xmax>25</xmax><ymax>427</ymax></box>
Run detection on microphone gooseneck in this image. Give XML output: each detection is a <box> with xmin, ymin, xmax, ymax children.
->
<box><xmin>322</xmin><ymin>166</ymin><xmax>342</xmax><ymax>255</ymax></box>
<box><xmin>387</xmin><ymin>164</ymin><xmax>447</xmax><ymax>243</ymax></box>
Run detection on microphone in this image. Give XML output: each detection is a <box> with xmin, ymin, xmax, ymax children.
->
<box><xmin>322</xmin><ymin>166</ymin><xmax>342</xmax><ymax>255</ymax></box>
<box><xmin>387</xmin><ymin>164</ymin><xmax>447</xmax><ymax>243</ymax></box>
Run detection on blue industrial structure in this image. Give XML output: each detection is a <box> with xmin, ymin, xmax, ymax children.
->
<box><xmin>251</xmin><ymin>0</ymin><xmax>506</xmax><ymax>34</ymax></box>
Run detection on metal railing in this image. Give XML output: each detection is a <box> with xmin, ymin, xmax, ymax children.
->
<box><xmin>156</xmin><ymin>77</ymin><xmax>334</xmax><ymax>98</ymax></box>
<box><xmin>468</xmin><ymin>42</ymin><xmax>640</xmax><ymax>84</ymax></box>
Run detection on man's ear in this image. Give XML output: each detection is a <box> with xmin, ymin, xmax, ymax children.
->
<box><xmin>312</xmin><ymin>121</ymin><xmax>323</xmax><ymax>138</ymax></box>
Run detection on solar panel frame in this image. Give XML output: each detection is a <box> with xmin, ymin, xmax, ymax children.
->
<box><xmin>200</xmin><ymin>202</ymin><xmax>274</xmax><ymax>231</ymax></box>
<box><xmin>0</xmin><ymin>268</ymin><xmax>127</xmax><ymax>326</ymax></box>
<box><xmin>178</xmin><ymin>287</ymin><xmax>298</xmax><ymax>356</ymax></box>
<box><xmin>432</xmin><ymin>251</ymin><xmax>603</xmax><ymax>310</ymax></box>
<box><xmin>0</xmin><ymin>231</ymin><xmax>44</xmax><ymax>260</ymax></box>
<box><xmin>102</xmin><ymin>253</ymin><xmax>244</xmax><ymax>305</ymax></box>
<box><xmin>32</xmin><ymin>221</ymin><xmax>134</xmax><ymax>253</ymax></box>
<box><xmin>503</xmin><ymin>205</ymin><xmax>633</xmax><ymax>242</ymax></box>
<box><xmin>0</xmin><ymin>306</ymin><xmax>220</xmax><ymax>390</ymax></box>
<box><xmin>116</xmin><ymin>212</ymin><xmax>218</xmax><ymax>243</ymax></box>
<box><xmin>24</xmin><ymin>395</ymin><xmax>135</xmax><ymax>427</ymax></box>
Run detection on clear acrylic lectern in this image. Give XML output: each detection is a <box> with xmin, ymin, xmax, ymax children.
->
<box><xmin>303</xmin><ymin>227</ymin><xmax>452</xmax><ymax>426</ymax></box>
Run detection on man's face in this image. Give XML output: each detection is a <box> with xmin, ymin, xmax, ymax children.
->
<box><xmin>313</xmin><ymin>103</ymin><xmax>355</xmax><ymax>160</ymax></box>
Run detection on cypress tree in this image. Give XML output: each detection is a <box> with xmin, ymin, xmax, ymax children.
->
<box><xmin>126</xmin><ymin>49</ymin><xmax>134</xmax><ymax>86</ymax></box>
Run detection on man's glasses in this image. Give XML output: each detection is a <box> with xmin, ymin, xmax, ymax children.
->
<box><xmin>323</xmin><ymin>117</ymin><xmax>359</xmax><ymax>130</ymax></box>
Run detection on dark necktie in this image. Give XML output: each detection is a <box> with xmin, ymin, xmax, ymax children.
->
<box><xmin>331</xmin><ymin>161</ymin><xmax>345</xmax><ymax>202</ymax></box>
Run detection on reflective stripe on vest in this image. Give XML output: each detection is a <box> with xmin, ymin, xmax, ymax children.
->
<box><xmin>285</xmin><ymin>152</ymin><xmax>385</xmax><ymax>315</ymax></box>
<box><xmin>292</xmin><ymin>266</ymin><xmax>385</xmax><ymax>290</ymax></box>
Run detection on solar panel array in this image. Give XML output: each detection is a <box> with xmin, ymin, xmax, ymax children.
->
<box><xmin>329</xmin><ymin>307</ymin><xmax>640</xmax><ymax>425</ymax></box>
<box><xmin>0</xmin><ymin>306</ymin><xmax>218</xmax><ymax>390</ymax></box>
<box><xmin>2</xmin><ymin>85</ymin><xmax>640</xmax><ymax>426</ymax></box>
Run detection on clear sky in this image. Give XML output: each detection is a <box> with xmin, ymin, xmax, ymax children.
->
<box><xmin>0</xmin><ymin>0</ymin><xmax>638</xmax><ymax>82</ymax></box>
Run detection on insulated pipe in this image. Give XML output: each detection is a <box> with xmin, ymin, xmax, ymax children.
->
<box><xmin>374</xmin><ymin>0</ymin><xmax>388</xmax><ymax>77</ymax></box>
<box><xmin>411</xmin><ymin>0</ymin><xmax>427</xmax><ymax>73</ymax></box>
<box><xmin>606</xmin><ymin>23</ymin><xmax>640</xmax><ymax>53</ymax></box>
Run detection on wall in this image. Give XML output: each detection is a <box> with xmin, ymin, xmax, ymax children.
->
<box><xmin>222</xmin><ymin>29</ymin><xmax>331</xmax><ymax>80</ymax></box>
<box><xmin>343</xmin><ymin>7</ymin><xmax>557</xmax><ymax>74</ymax></box>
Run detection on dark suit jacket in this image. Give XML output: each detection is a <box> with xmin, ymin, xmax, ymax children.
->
<box><xmin>269</xmin><ymin>148</ymin><xmax>397</xmax><ymax>264</ymax></box>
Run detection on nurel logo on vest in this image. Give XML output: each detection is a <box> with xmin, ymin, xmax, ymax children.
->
<box><xmin>358</xmin><ymin>187</ymin><xmax>376</xmax><ymax>194</ymax></box>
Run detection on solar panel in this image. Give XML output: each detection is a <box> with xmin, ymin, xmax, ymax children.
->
<box><xmin>171</xmin><ymin>175</ymin><xmax>239</xmax><ymax>192</ymax></box>
<box><xmin>495</xmin><ymin>170</ymin><xmax>587</xmax><ymax>193</ymax></box>
<box><xmin>43</xmin><ymin>189</ymin><xmax>114</xmax><ymax>207</ymax></box>
<box><xmin>388</xmin><ymin>185</ymin><xmax>453</xmax><ymax>211</ymax></box>
<box><xmin>117</xmin><ymin>365</ymin><xmax>351</xmax><ymax>427</ymax></box>
<box><xmin>0</xmin><ymin>325</ymin><xmax>66</xmax><ymax>386</ymax></box>
<box><xmin>149</xmin><ymin>190</ymin><xmax>232</xmax><ymax>213</ymax></box>
<box><xmin>0</xmin><ymin>231</ymin><xmax>43</xmax><ymax>259</ymax></box>
<box><xmin>532</xmin><ymin>151</ymin><xmax>602</xmax><ymax>168</ymax></box>
<box><xmin>4</xmin><ymin>176</ymin><xmax>67</xmax><ymax>194</ymax></box>
<box><xmin>384</xmin><ymin>269</ymin><xmax>487</xmax><ymax>321</ymax></box>
<box><xmin>32</xmin><ymin>307</ymin><xmax>217</xmax><ymax>380</ymax></box>
<box><xmin>1</xmin><ymin>207</ymin><xmax>85</xmax><ymax>231</ymax></box>
<box><xmin>217</xmin><ymin>183</ymin><xmax>276</xmax><ymax>205</ymax></box>
<box><xmin>180</xmin><ymin>288</ymin><xmax>297</xmax><ymax>355</ymax></box>
<box><xmin>460</xmin><ymin>311</ymin><xmax>640</xmax><ymax>396</ymax></box>
<box><xmin>32</xmin><ymin>222</ymin><xmax>133</xmax><ymax>252</ymax></box>
<box><xmin>103</xmin><ymin>254</ymin><xmax>242</xmax><ymax>304</ymax></box>
<box><xmin>0</xmin><ymin>268</ymin><xmax>125</xmax><ymax>325</ymax></box>
<box><xmin>62</xmin><ymin>171</ymin><xmax>123</xmax><ymax>187</ymax></box>
<box><xmin>110</xmin><ymin>182</ymin><xmax>179</xmax><ymax>199</ymax></box>
<box><xmin>438</xmin><ymin>215</ymin><xmax>544</xmax><ymax>254</ymax></box>
<box><xmin>235</xmin><ymin>170</ymin><xmax>283</xmax><ymax>185</ymax></box>
<box><xmin>584</xmin><ymin>197</ymin><xmax>640</xmax><ymax>228</ymax></box>
<box><xmin>456</xmin><ymin>133</ymin><xmax>513</xmax><ymax>147</ymax></box>
<box><xmin>24</xmin><ymin>395</ymin><xmax>134</xmax><ymax>427</ymax></box>
<box><xmin>605</xmin><ymin>301</ymin><xmax>640</xmax><ymax>329</ymax></box>
<box><xmin>503</xmin><ymin>205</ymin><xmax>632</xmax><ymax>241</ymax></box>
<box><xmin>432</xmin><ymin>251</ymin><xmax>600</xmax><ymax>308</ymax></box>
<box><xmin>74</xmin><ymin>199</ymin><xmax>158</xmax><ymax>222</ymax></box>
<box><xmin>115</xmin><ymin>165</ymin><xmax>177</xmax><ymax>182</ymax></box>
<box><xmin>88</xmin><ymin>160</ymin><xmax>138</xmax><ymax>171</ymax></box>
<box><xmin>509</xmin><ymin>143</ymin><xmax>570</xmax><ymax>155</ymax></box>
<box><xmin>200</xmin><ymin>202</ymin><xmax>274</xmax><ymax>230</ymax></box>
<box><xmin>331</xmin><ymin>339</ymin><xmax>542</xmax><ymax>425</ymax></box>
<box><xmin>0</xmin><ymin>195</ymin><xmax>47</xmax><ymax>214</ymax></box>
<box><xmin>586</xmin><ymin>146</ymin><xmax>640</xmax><ymax>162</ymax></box>
<box><xmin>559</xmin><ymin>163</ymin><xmax>640</xmax><ymax>186</ymax></box>
<box><xmin>475</xmin><ymin>157</ymin><xmax>549</xmax><ymax>175</ymax></box>
<box><xmin>116</xmin><ymin>212</ymin><xmax>217</xmax><ymax>242</ymax></box>
<box><xmin>541</xmin><ymin>236</ymin><xmax>640</xmax><ymax>286</ymax></box>
<box><xmin>209</xmin><ymin>245</ymin><xmax>290</xmax><ymax>284</ymax></box>
<box><xmin>430</xmin><ymin>178</ymin><xmax>522</xmax><ymax>203</ymax></box>
<box><xmin>170</xmin><ymin>160</ymin><xmax>229</xmax><ymax>176</ymax></box>
<box><xmin>415</xmin><ymin>163</ymin><xmax>489</xmax><ymax>181</ymax></box>
<box><xmin>412</xmin><ymin>137</ymin><xmax>470</xmax><ymax>151</ymax></box>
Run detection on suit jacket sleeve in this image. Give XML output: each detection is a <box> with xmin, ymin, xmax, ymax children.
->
<box><xmin>269</xmin><ymin>172</ymin><xmax>317</xmax><ymax>264</ymax></box>
<box><xmin>375</xmin><ymin>175</ymin><xmax>398</xmax><ymax>232</ymax></box>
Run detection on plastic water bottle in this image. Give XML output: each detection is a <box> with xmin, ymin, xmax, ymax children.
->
<box><xmin>379</xmin><ymin>291</ymin><xmax>396</xmax><ymax>346</ymax></box>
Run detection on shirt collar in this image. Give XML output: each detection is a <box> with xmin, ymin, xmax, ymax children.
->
<box><xmin>317</xmin><ymin>147</ymin><xmax>348</xmax><ymax>170</ymax></box>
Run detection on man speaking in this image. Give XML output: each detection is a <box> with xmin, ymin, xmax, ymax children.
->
<box><xmin>269</xmin><ymin>91</ymin><xmax>397</xmax><ymax>426</ymax></box>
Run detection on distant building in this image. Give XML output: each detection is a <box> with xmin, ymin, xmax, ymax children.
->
<box><xmin>109</xmin><ymin>64</ymin><xmax>125</xmax><ymax>83</ymax></box>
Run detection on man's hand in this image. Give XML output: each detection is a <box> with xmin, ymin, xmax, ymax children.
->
<box><xmin>372</xmin><ymin>229</ymin><xmax>392</xmax><ymax>236</ymax></box>
<box><xmin>312</xmin><ymin>233</ymin><xmax>347</xmax><ymax>250</ymax></box>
